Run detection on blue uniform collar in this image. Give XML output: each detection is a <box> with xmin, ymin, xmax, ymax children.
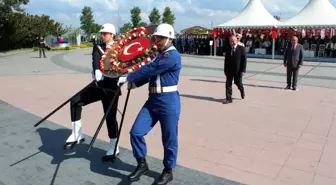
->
<box><xmin>160</xmin><ymin>44</ymin><xmax>175</xmax><ymax>53</ymax></box>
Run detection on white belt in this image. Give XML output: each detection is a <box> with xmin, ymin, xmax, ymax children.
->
<box><xmin>149</xmin><ymin>85</ymin><xmax>178</xmax><ymax>93</ymax></box>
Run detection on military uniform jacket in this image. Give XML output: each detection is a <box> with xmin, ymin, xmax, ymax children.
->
<box><xmin>126</xmin><ymin>45</ymin><xmax>182</xmax><ymax>111</ymax></box>
<box><xmin>224</xmin><ymin>45</ymin><xmax>247</xmax><ymax>75</ymax></box>
<box><xmin>92</xmin><ymin>43</ymin><xmax>118</xmax><ymax>90</ymax></box>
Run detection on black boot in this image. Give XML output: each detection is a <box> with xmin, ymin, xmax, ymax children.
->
<box><xmin>222</xmin><ymin>99</ymin><xmax>232</xmax><ymax>104</ymax></box>
<box><xmin>152</xmin><ymin>168</ymin><xmax>173</xmax><ymax>185</ymax></box>
<box><xmin>128</xmin><ymin>157</ymin><xmax>149</xmax><ymax>181</ymax></box>
<box><xmin>240</xmin><ymin>90</ymin><xmax>245</xmax><ymax>99</ymax></box>
<box><xmin>101</xmin><ymin>152</ymin><xmax>119</xmax><ymax>162</ymax></box>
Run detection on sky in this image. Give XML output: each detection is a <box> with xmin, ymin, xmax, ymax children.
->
<box><xmin>23</xmin><ymin>0</ymin><xmax>336</xmax><ymax>33</ymax></box>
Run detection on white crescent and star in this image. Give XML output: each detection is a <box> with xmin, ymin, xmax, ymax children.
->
<box><xmin>123</xmin><ymin>42</ymin><xmax>142</xmax><ymax>55</ymax></box>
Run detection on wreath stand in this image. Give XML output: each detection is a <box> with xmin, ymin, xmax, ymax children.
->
<box><xmin>33</xmin><ymin>79</ymin><xmax>131</xmax><ymax>162</ymax></box>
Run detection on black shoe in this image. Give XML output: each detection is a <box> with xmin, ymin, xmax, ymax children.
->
<box><xmin>128</xmin><ymin>157</ymin><xmax>149</xmax><ymax>181</ymax></box>
<box><xmin>101</xmin><ymin>152</ymin><xmax>119</xmax><ymax>162</ymax></box>
<box><xmin>152</xmin><ymin>168</ymin><xmax>173</xmax><ymax>185</ymax></box>
<box><xmin>240</xmin><ymin>90</ymin><xmax>245</xmax><ymax>99</ymax></box>
<box><xmin>63</xmin><ymin>138</ymin><xmax>85</xmax><ymax>150</ymax></box>
<box><xmin>222</xmin><ymin>99</ymin><xmax>232</xmax><ymax>104</ymax></box>
<box><xmin>284</xmin><ymin>85</ymin><xmax>291</xmax><ymax>90</ymax></box>
<box><xmin>292</xmin><ymin>87</ymin><xmax>298</xmax><ymax>91</ymax></box>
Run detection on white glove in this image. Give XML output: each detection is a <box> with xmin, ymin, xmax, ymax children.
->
<box><xmin>95</xmin><ymin>69</ymin><xmax>104</xmax><ymax>81</ymax></box>
<box><xmin>117</xmin><ymin>76</ymin><xmax>128</xmax><ymax>86</ymax></box>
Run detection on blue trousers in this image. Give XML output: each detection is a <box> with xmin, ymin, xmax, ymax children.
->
<box><xmin>130</xmin><ymin>103</ymin><xmax>180</xmax><ymax>168</ymax></box>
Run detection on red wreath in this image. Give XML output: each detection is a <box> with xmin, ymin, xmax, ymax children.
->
<box><xmin>99</xmin><ymin>27</ymin><xmax>158</xmax><ymax>77</ymax></box>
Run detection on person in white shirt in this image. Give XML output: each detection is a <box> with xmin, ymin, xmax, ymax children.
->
<box><xmin>236</xmin><ymin>33</ymin><xmax>245</xmax><ymax>47</ymax></box>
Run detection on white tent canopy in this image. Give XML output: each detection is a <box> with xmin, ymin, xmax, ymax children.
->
<box><xmin>215</xmin><ymin>0</ymin><xmax>279</xmax><ymax>29</ymax></box>
<box><xmin>280</xmin><ymin>0</ymin><xmax>336</xmax><ymax>28</ymax></box>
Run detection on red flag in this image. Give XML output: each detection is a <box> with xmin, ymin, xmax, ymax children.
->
<box><xmin>271</xmin><ymin>27</ymin><xmax>278</xmax><ymax>39</ymax></box>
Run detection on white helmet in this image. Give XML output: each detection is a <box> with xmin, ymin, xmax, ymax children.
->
<box><xmin>153</xmin><ymin>23</ymin><xmax>175</xmax><ymax>39</ymax></box>
<box><xmin>99</xmin><ymin>23</ymin><xmax>116</xmax><ymax>34</ymax></box>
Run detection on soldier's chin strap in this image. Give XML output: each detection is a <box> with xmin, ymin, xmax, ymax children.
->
<box><xmin>158</xmin><ymin>38</ymin><xmax>171</xmax><ymax>53</ymax></box>
<box><xmin>106</xmin><ymin>37</ymin><xmax>114</xmax><ymax>47</ymax></box>
<box><xmin>164</xmin><ymin>38</ymin><xmax>169</xmax><ymax>47</ymax></box>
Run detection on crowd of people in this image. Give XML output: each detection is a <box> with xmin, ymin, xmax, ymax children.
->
<box><xmin>172</xmin><ymin>33</ymin><xmax>336</xmax><ymax>58</ymax></box>
<box><xmin>172</xmin><ymin>34</ymin><xmax>214</xmax><ymax>55</ymax></box>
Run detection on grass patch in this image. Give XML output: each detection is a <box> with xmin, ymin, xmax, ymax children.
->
<box><xmin>51</xmin><ymin>46</ymin><xmax>77</xmax><ymax>51</ymax></box>
<box><xmin>32</xmin><ymin>46</ymin><xmax>77</xmax><ymax>51</ymax></box>
<box><xmin>4</xmin><ymin>44</ymin><xmax>92</xmax><ymax>53</ymax></box>
<box><xmin>79</xmin><ymin>42</ymin><xmax>93</xmax><ymax>48</ymax></box>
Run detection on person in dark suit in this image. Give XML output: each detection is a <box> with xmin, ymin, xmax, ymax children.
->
<box><xmin>63</xmin><ymin>23</ymin><xmax>121</xmax><ymax>162</ymax></box>
<box><xmin>38</xmin><ymin>36</ymin><xmax>47</xmax><ymax>58</ymax></box>
<box><xmin>283</xmin><ymin>36</ymin><xmax>304</xmax><ymax>91</ymax></box>
<box><xmin>223</xmin><ymin>35</ymin><xmax>247</xmax><ymax>104</ymax></box>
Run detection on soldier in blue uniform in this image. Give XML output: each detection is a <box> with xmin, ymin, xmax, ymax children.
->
<box><xmin>117</xmin><ymin>23</ymin><xmax>181</xmax><ymax>185</ymax></box>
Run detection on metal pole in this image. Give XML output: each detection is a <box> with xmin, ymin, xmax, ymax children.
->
<box><xmin>272</xmin><ymin>38</ymin><xmax>275</xmax><ymax>59</ymax></box>
<box><xmin>34</xmin><ymin>81</ymin><xmax>95</xmax><ymax>127</ymax></box>
<box><xmin>87</xmin><ymin>86</ymin><xmax>122</xmax><ymax>152</ymax></box>
<box><xmin>111</xmin><ymin>89</ymin><xmax>131</xmax><ymax>162</ymax></box>
<box><xmin>210</xmin><ymin>42</ymin><xmax>212</xmax><ymax>56</ymax></box>
<box><xmin>214</xmin><ymin>38</ymin><xmax>216</xmax><ymax>56</ymax></box>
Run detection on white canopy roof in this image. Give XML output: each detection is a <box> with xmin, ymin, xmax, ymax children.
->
<box><xmin>215</xmin><ymin>0</ymin><xmax>279</xmax><ymax>29</ymax></box>
<box><xmin>280</xmin><ymin>0</ymin><xmax>336</xmax><ymax>28</ymax></box>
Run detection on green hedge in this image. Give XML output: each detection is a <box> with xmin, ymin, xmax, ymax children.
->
<box><xmin>32</xmin><ymin>46</ymin><xmax>77</xmax><ymax>51</ymax></box>
<box><xmin>52</xmin><ymin>46</ymin><xmax>77</xmax><ymax>51</ymax></box>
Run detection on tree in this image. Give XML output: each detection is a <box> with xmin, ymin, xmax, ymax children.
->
<box><xmin>119</xmin><ymin>23</ymin><xmax>132</xmax><ymax>34</ymax></box>
<box><xmin>80</xmin><ymin>6</ymin><xmax>95</xmax><ymax>35</ymax></box>
<box><xmin>148</xmin><ymin>8</ymin><xmax>161</xmax><ymax>25</ymax></box>
<box><xmin>0</xmin><ymin>0</ymin><xmax>67</xmax><ymax>51</ymax></box>
<box><xmin>92</xmin><ymin>23</ymin><xmax>101</xmax><ymax>33</ymax></box>
<box><xmin>0</xmin><ymin>0</ymin><xmax>29</xmax><ymax>17</ymax></box>
<box><xmin>139</xmin><ymin>22</ymin><xmax>147</xmax><ymax>27</ymax></box>
<box><xmin>130</xmin><ymin>7</ymin><xmax>141</xmax><ymax>28</ymax></box>
<box><xmin>162</xmin><ymin>7</ymin><xmax>175</xmax><ymax>25</ymax></box>
<box><xmin>0</xmin><ymin>0</ymin><xmax>30</xmax><ymax>38</ymax></box>
<box><xmin>56</xmin><ymin>24</ymin><xmax>72</xmax><ymax>36</ymax></box>
<box><xmin>0</xmin><ymin>12</ymin><xmax>64</xmax><ymax>51</ymax></box>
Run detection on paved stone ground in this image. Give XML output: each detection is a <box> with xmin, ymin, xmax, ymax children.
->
<box><xmin>178</xmin><ymin>54</ymin><xmax>336</xmax><ymax>89</ymax></box>
<box><xmin>1</xmin><ymin>49</ymin><xmax>336</xmax><ymax>185</ymax></box>
<box><xmin>0</xmin><ymin>100</ymin><xmax>239</xmax><ymax>185</ymax></box>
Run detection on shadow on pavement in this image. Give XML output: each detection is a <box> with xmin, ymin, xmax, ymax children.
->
<box><xmin>180</xmin><ymin>94</ymin><xmax>224</xmax><ymax>103</ymax></box>
<box><xmin>12</xmin><ymin>127</ymin><xmax>160</xmax><ymax>185</ymax></box>
<box><xmin>180</xmin><ymin>94</ymin><xmax>241</xmax><ymax>102</ymax></box>
<box><xmin>189</xmin><ymin>78</ymin><xmax>284</xmax><ymax>90</ymax></box>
